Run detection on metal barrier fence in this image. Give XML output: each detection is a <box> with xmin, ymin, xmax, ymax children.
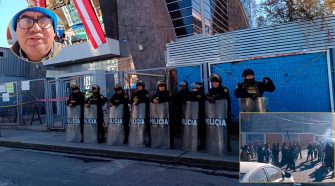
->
<box><xmin>0</xmin><ymin>70</ymin><xmax>168</xmax><ymax>129</ymax></box>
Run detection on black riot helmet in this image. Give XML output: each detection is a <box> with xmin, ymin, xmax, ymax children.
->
<box><xmin>70</xmin><ymin>84</ymin><xmax>79</xmax><ymax>91</ymax></box>
<box><xmin>179</xmin><ymin>80</ymin><xmax>188</xmax><ymax>88</ymax></box>
<box><xmin>209</xmin><ymin>74</ymin><xmax>222</xmax><ymax>83</ymax></box>
<box><xmin>114</xmin><ymin>84</ymin><xmax>123</xmax><ymax>91</ymax></box>
<box><xmin>242</xmin><ymin>69</ymin><xmax>254</xmax><ymax>78</ymax></box>
<box><xmin>136</xmin><ymin>80</ymin><xmax>145</xmax><ymax>88</ymax></box>
<box><xmin>191</xmin><ymin>82</ymin><xmax>203</xmax><ymax>91</ymax></box>
<box><xmin>157</xmin><ymin>80</ymin><xmax>167</xmax><ymax>89</ymax></box>
<box><xmin>91</xmin><ymin>84</ymin><xmax>100</xmax><ymax>92</ymax></box>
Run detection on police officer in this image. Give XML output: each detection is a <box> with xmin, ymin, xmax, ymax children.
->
<box><xmin>130</xmin><ymin>80</ymin><xmax>150</xmax><ymax>146</ymax></box>
<box><xmin>151</xmin><ymin>80</ymin><xmax>170</xmax><ymax>104</ymax></box>
<box><xmin>85</xmin><ymin>84</ymin><xmax>108</xmax><ymax>143</ymax></box>
<box><xmin>171</xmin><ymin>80</ymin><xmax>190</xmax><ymax>149</ymax></box>
<box><xmin>151</xmin><ymin>80</ymin><xmax>171</xmax><ymax>147</ymax></box>
<box><xmin>234</xmin><ymin>69</ymin><xmax>275</xmax><ymax>99</ymax></box>
<box><xmin>177</xmin><ymin>81</ymin><xmax>190</xmax><ymax>103</ymax></box>
<box><xmin>66</xmin><ymin>84</ymin><xmax>85</xmax><ymax>142</ymax></box>
<box><xmin>189</xmin><ymin>82</ymin><xmax>206</xmax><ymax>150</ymax></box>
<box><xmin>207</xmin><ymin>74</ymin><xmax>232</xmax><ymax>152</ymax></box>
<box><xmin>108</xmin><ymin>84</ymin><xmax>129</xmax><ymax>144</ymax></box>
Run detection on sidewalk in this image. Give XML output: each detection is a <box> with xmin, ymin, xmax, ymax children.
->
<box><xmin>0</xmin><ymin>129</ymin><xmax>239</xmax><ymax>177</ymax></box>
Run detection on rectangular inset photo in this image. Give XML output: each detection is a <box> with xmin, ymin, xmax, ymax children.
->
<box><xmin>239</xmin><ymin>112</ymin><xmax>334</xmax><ymax>183</ymax></box>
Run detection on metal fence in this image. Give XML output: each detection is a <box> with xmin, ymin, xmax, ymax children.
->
<box><xmin>0</xmin><ymin>70</ymin><xmax>169</xmax><ymax>129</ymax></box>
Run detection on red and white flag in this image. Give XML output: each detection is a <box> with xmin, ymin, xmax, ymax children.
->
<box><xmin>7</xmin><ymin>21</ymin><xmax>17</xmax><ymax>46</ymax></box>
<box><xmin>34</xmin><ymin>0</ymin><xmax>46</xmax><ymax>8</ymax></box>
<box><xmin>73</xmin><ymin>0</ymin><xmax>107</xmax><ymax>49</ymax></box>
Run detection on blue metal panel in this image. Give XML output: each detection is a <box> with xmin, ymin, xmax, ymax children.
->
<box><xmin>177</xmin><ymin>66</ymin><xmax>201</xmax><ymax>89</ymax></box>
<box><xmin>211</xmin><ymin>52</ymin><xmax>330</xmax><ymax>119</ymax></box>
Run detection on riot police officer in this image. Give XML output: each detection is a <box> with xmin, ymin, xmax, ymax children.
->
<box><xmin>234</xmin><ymin>69</ymin><xmax>275</xmax><ymax>99</ymax></box>
<box><xmin>108</xmin><ymin>84</ymin><xmax>129</xmax><ymax>144</ymax></box>
<box><xmin>207</xmin><ymin>74</ymin><xmax>230</xmax><ymax>105</ymax></box>
<box><xmin>207</xmin><ymin>74</ymin><xmax>232</xmax><ymax>152</ymax></box>
<box><xmin>130</xmin><ymin>80</ymin><xmax>150</xmax><ymax>146</ymax></box>
<box><xmin>151</xmin><ymin>80</ymin><xmax>170</xmax><ymax>104</ymax></box>
<box><xmin>151</xmin><ymin>80</ymin><xmax>171</xmax><ymax>147</ymax></box>
<box><xmin>177</xmin><ymin>81</ymin><xmax>190</xmax><ymax>103</ymax></box>
<box><xmin>189</xmin><ymin>82</ymin><xmax>206</xmax><ymax>150</ymax></box>
<box><xmin>66</xmin><ymin>84</ymin><xmax>85</xmax><ymax>142</ymax></box>
<box><xmin>172</xmin><ymin>80</ymin><xmax>190</xmax><ymax>149</ymax></box>
<box><xmin>85</xmin><ymin>84</ymin><xmax>108</xmax><ymax>143</ymax></box>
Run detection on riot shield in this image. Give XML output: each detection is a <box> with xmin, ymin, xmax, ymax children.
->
<box><xmin>182</xmin><ymin>101</ymin><xmax>198</xmax><ymax>152</ymax></box>
<box><xmin>83</xmin><ymin>105</ymin><xmax>98</xmax><ymax>144</ymax></box>
<box><xmin>239</xmin><ymin>97</ymin><xmax>268</xmax><ymax>112</ymax></box>
<box><xmin>150</xmin><ymin>102</ymin><xmax>170</xmax><ymax>149</ymax></box>
<box><xmin>107</xmin><ymin>104</ymin><xmax>125</xmax><ymax>145</ymax></box>
<box><xmin>129</xmin><ymin>103</ymin><xmax>146</xmax><ymax>147</ymax></box>
<box><xmin>66</xmin><ymin>106</ymin><xmax>82</xmax><ymax>143</ymax></box>
<box><xmin>205</xmin><ymin>99</ymin><xmax>228</xmax><ymax>155</ymax></box>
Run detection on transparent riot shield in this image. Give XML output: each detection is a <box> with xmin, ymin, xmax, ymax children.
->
<box><xmin>205</xmin><ymin>99</ymin><xmax>228</xmax><ymax>155</ymax></box>
<box><xmin>239</xmin><ymin>97</ymin><xmax>268</xmax><ymax>112</ymax></box>
<box><xmin>182</xmin><ymin>101</ymin><xmax>199</xmax><ymax>152</ymax></box>
<box><xmin>107</xmin><ymin>104</ymin><xmax>124</xmax><ymax>145</ymax></box>
<box><xmin>107</xmin><ymin>105</ymin><xmax>124</xmax><ymax>145</ymax></box>
<box><xmin>129</xmin><ymin>103</ymin><xmax>146</xmax><ymax>147</ymax></box>
<box><xmin>66</xmin><ymin>106</ymin><xmax>82</xmax><ymax>143</ymax></box>
<box><xmin>83</xmin><ymin>105</ymin><xmax>98</xmax><ymax>144</ymax></box>
<box><xmin>150</xmin><ymin>102</ymin><xmax>170</xmax><ymax>149</ymax></box>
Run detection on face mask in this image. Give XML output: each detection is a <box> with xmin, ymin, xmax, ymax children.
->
<box><xmin>244</xmin><ymin>78</ymin><xmax>255</xmax><ymax>85</ymax></box>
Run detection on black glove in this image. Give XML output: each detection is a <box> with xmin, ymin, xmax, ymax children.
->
<box><xmin>263</xmin><ymin>77</ymin><xmax>271</xmax><ymax>84</ymax></box>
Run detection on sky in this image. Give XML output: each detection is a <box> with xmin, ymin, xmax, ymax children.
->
<box><xmin>0</xmin><ymin>0</ymin><xmax>28</xmax><ymax>48</ymax></box>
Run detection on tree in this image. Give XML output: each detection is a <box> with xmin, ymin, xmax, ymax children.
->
<box><xmin>257</xmin><ymin>0</ymin><xmax>335</xmax><ymax>26</ymax></box>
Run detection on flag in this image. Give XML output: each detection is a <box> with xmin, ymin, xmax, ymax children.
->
<box><xmin>73</xmin><ymin>0</ymin><xmax>107</xmax><ymax>49</ymax></box>
<box><xmin>7</xmin><ymin>21</ymin><xmax>17</xmax><ymax>46</ymax></box>
<box><xmin>34</xmin><ymin>0</ymin><xmax>46</xmax><ymax>8</ymax></box>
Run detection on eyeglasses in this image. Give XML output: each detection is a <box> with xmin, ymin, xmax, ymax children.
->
<box><xmin>17</xmin><ymin>17</ymin><xmax>53</xmax><ymax>29</ymax></box>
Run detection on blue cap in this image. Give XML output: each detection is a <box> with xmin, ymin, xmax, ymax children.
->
<box><xmin>12</xmin><ymin>7</ymin><xmax>58</xmax><ymax>33</ymax></box>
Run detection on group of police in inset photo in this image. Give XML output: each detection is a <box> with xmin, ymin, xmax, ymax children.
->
<box><xmin>66</xmin><ymin>68</ymin><xmax>275</xmax><ymax>156</ymax></box>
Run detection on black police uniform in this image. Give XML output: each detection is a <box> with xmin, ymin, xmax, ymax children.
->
<box><xmin>130</xmin><ymin>88</ymin><xmax>150</xmax><ymax>146</ymax></box>
<box><xmin>66</xmin><ymin>89</ymin><xmax>85</xmax><ymax>142</ymax></box>
<box><xmin>234</xmin><ymin>78</ymin><xmax>275</xmax><ymax>99</ymax></box>
<box><xmin>108</xmin><ymin>89</ymin><xmax>130</xmax><ymax>143</ymax></box>
<box><xmin>86</xmin><ymin>93</ymin><xmax>108</xmax><ymax>143</ymax></box>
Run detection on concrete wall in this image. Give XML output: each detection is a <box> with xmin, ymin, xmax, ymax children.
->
<box><xmin>227</xmin><ymin>0</ymin><xmax>249</xmax><ymax>31</ymax></box>
<box><xmin>117</xmin><ymin>0</ymin><xmax>176</xmax><ymax>70</ymax></box>
<box><xmin>117</xmin><ymin>0</ymin><xmax>176</xmax><ymax>92</ymax></box>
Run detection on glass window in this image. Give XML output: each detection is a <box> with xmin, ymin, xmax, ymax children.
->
<box><xmin>169</xmin><ymin>7</ymin><xmax>192</xmax><ymax>20</ymax></box>
<box><xmin>172</xmin><ymin>16</ymin><xmax>193</xmax><ymax>28</ymax></box>
<box><xmin>249</xmin><ymin>168</ymin><xmax>268</xmax><ymax>182</ymax></box>
<box><xmin>264</xmin><ymin>167</ymin><xmax>283</xmax><ymax>182</ymax></box>
<box><xmin>175</xmin><ymin>25</ymin><xmax>194</xmax><ymax>37</ymax></box>
<box><xmin>167</xmin><ymin>0</ymin><xmax>192</xmax><ymax>12</ymax></box>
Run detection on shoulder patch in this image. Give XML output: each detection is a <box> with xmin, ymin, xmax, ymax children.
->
<box><xmin>124</xmin><ymin>95</ymin><xmax>128</xmax><ymax>99</ymax></box>
<box><xmin>197</xmin><ymin>95</ymin><xmax>201</xmax><ymax>99</ymax></box>
<box><xmin>224</xmin><ymin>88</ymin><xmax>229</xmax><ymax>93</ymax></box>
<box><xmin>146</xmin><ymin>94</ymin><xmax>149</xmax><ymax>98</ymax></box>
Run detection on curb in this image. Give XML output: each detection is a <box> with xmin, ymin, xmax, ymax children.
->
<box><xmin>0</xmin><ymin>140</ymin><xmax>239</xmax><ymax>178</ymax></box>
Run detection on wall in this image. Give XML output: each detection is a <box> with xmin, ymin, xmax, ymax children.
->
<box><xmin>211</xmin><ymin>52</ymin><xmax>330</xmax><ymax>119</ymax></box>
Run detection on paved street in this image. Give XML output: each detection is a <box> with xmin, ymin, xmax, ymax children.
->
<box><xmin>287</xmin><ymin>150</ymin><xmax>334</xmax><ymax>183</ymax></box>
<box><xmin>248</xmin><ymin>149</ymin><xmax>334</xmax><ymax>183</ymax></box>
<box><xmin>0</xmin><ymin>147</ymin><xmax>240</xmax><ymax>186</ymax></box>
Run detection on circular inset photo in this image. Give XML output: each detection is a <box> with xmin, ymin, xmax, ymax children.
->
<box><xmin>7</xmin><ymin>6</ymin><xmax>63</xmax><ymax>63</ymax></box>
